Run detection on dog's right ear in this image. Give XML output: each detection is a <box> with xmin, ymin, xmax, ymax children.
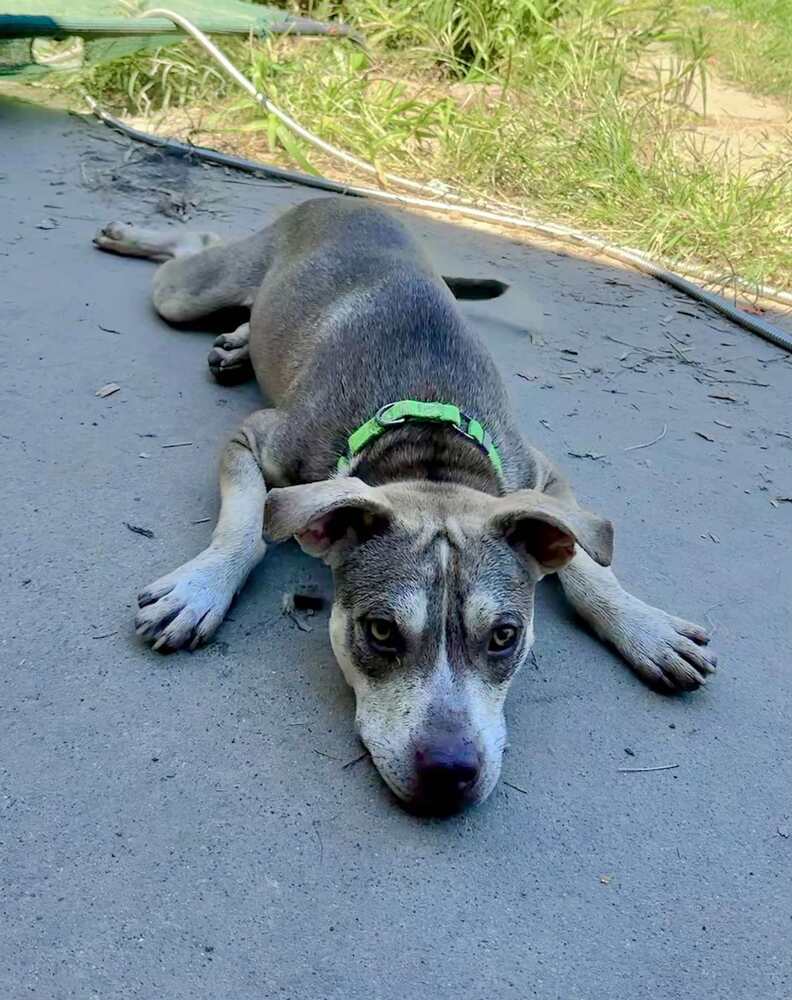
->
<box><xmin>264</xmin><ymin>478</ymin><xmax>394</xmax><ymax>563</ymax></box>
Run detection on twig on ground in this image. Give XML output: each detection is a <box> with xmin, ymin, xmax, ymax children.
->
<box><xmin>342</xmin><ymin>751</ymin><xmax>369</xmax><ymax>770</ymax></box>
<box><xmin>605</xmin><ymin>334</ymin><xmax>647</xmax><ymax>352</ymax></box>
<box><xmin>312</xmin><ymin>819</ymin><xmax>324</xmax><ymax>867</ymax></box>
<box><xmin>697</xmin><ymin>374</ymin><xmax>770</xmax><ymax>388</ymax></box>
<box><xmin>624</xmin><ymin>423</ymin><xmax>667</xmax><ymax>452</ymax></box>
<box><xmin>663</xmin><ymin>333</ymin><xmax>697</xmax><ymax>365</ymax></box>
<box><xmin>124</xmin><ymin>522</ymin><xmax>154</xmax><ymax>538</ymax></box>
<box><xmin>618</xmin><ymin>763</ymin><xmax>679</xmax><ymax>773</ymax></box>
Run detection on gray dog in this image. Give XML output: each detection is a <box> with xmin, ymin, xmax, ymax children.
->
<box><xmin>95</xmin><ymin>197</ymin><xmax>716</xmax><ymax>814</ymax></box>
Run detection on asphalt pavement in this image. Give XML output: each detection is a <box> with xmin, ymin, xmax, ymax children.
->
<box><xmin>1</xmin><ymin>96</ymin><xmax>791</xmax><ymax>1000</ymax></box>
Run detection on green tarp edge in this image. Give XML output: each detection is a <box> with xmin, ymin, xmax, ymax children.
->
<box><xmin>0</xmin><ymin>1</ymin><xmax>359</xmax><ymax>78</ymax></box>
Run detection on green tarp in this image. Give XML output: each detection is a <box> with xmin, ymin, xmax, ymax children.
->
<box><xmin>0</xmin><ymin>0</ymin><xmax>357</xmax><ymax>78</ymax></box>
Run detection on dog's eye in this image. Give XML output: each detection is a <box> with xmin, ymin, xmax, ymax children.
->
<box><xmin>364</xmin><ymin>617</ymin><xmax>400</xmax><ymax>653</ymax></box>
<box><xmin>488</xmin><ymin>625</ymin><xmax>518</xmax><ymax>654</ymax></box>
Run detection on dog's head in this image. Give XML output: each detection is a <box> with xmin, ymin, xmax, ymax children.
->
<box><xmin>265</xmin><ymin>478</ymin><xmax>612</xmax><ymax>814</ymax></box>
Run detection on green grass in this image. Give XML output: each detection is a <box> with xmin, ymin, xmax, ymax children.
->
<box><xmin>695</xmin><ymin>0</ymin><xmax>792</xmax><ymax>100</ymax></box>
<box><xmin>57</xmin><ymin>0</ymin><xmax>792</xmax><ymax>289</ymax></box>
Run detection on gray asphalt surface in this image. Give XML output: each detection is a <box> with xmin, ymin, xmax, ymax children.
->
<box><xmin>2</xmin><ymin>97</ymin><xmax>791</xmax><ymax>1000</ymax></box>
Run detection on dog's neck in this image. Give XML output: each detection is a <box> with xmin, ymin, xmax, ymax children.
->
<box><xmin>349</xmin><ymin>423</ymin><xmax>502</xmax><ymax>495</ymax></box>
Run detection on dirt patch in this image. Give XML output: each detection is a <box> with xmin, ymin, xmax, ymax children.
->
<box><xmin>638</xmin><ymin>46</ymin><xmax>791</xmax><ymax>167</ymax></box>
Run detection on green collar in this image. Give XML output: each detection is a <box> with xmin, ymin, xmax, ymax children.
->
<box><xmin>337</xmin><ymin>400</ymin><xmax>503</xmax><ymax>477</ymax></box>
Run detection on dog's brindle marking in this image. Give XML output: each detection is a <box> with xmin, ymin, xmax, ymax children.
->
<box><xmin>95</xmin><ymin>198</ymin><xmax>717</xmax><ymax>813</ymax></box>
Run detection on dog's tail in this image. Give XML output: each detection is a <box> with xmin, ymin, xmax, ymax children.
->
<box><xmin>443</xmin><ymin>277</ymin><xmax>509</xmax><ymax>300</ymax></box>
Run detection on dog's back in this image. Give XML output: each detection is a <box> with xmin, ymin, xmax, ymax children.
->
<box><xmin>249</xmin><ymin>198</ymin><xmax>444</xmax><ymax>400</ymax></box>
<box><xmin>246</xmin><ymin>199</ymin><xmax>525</xmax><ymax>484</ymax></box>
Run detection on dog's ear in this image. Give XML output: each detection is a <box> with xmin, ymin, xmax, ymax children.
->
<box><xmin>264</xmin><ymin>477</ymin><xmax>394</xmax><ymax>563</ymax></box>
<box><xmin>489</xmin><ymin>490</ymin><xmax>613</xmax><ymax>573</ymax></box>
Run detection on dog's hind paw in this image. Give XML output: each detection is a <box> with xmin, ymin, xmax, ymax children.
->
<box><xmin>208</xmin><ymin>343</ymin><xmax>253</xmax><ymax>386</ymax></box>
<box><xmin>93</xmin><ymin>221</ymin><xmax>141</xmax><ymax>254</ymax></box>
<box><xmin>135</xmin><ymin>554</ymin><xmax>236</xmax><ymax>652</ymax></box>
<box><xmin>610</xmin><ymin>599</ymin><xmax>717</xmax><ymax>693</ymax></box>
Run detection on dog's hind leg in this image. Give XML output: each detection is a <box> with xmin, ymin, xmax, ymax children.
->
<box><xmin>94</xmin><ymin>222</ymin><xmax>221</xmax><ymax>261</ymax></box>
<box><xmin>95</xmin><ymin>221</ymin><xmax>277</xmax><ymax>325</ymax></box>
<box><xmin>151</xmin><ymin>228</ymin><xmax>279</xmax><ymax>325</ymax></box>
<box><xmin>135</xmin><ymin>408</ymin><xmax>285</xmax><ymax>651</ymax></box>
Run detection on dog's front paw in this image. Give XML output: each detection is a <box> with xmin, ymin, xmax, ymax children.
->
<box><xmin>610</xmin><ymin>599</ymin><xmax>717</xmax><ymax>693</ymax></box>
<box><xmin>135</xmin><ymin>554</ymin><xmax>236</xmax><ymax>652</ymax></box>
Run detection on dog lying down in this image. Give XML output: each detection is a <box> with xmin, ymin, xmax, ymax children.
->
<box><xmin>94</xmin><ymin>197</ymin><xmax>716</xmax><ymax>815</ymax></box>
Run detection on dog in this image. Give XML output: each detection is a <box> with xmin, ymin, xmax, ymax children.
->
<box><xmin>94</xmin><ymin>197</ymin><xmax>717</xmax><ymax>814</ymax></box>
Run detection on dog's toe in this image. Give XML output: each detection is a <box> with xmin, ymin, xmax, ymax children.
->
<box><xmin>213</xmin><ymin>331</ymin><xmax>248</xmax><ymax>351</ymax></box>
<box><xmin>670</xmin><ymin>615</ymin><xmax>711</xmax><ymax>646</ymax></box>
<box><xmin>208</xmin><ymin>345</ymin><xmax>248</xmax><ymax>369</ymax></box>
<box><xmin>137</xmin><ymin>579</ymin><xmax>175</xmax><ymax>608</ymax></box>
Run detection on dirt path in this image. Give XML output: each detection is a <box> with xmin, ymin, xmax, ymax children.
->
<box><xmin>641</xmin><ymin>46</ymin><xmax>791</xmax><ymax>165</ymax></box>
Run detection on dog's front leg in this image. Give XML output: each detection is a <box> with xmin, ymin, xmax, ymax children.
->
<box><xmin>558</xmin><ymin>549</ymin><xmax>717</xmax><ymax>692</ymax></box>
<box><xmin>135</xmin><ymin>410</ymin><xmax>283</xmax><ymax>651</ymax></box>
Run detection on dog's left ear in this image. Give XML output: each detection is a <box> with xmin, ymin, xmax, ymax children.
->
<box><xmin>264</xmin><ymin>477</ymin><xmax>394</xmax><ymax>563</ymax></box>
<box><xmin>489</xmin><ymin>490</ymin><xmax>613</xmax><ymax>573</ymax></box>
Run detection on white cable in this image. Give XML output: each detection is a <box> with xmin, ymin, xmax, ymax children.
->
<box><xmin>143</xmin><ymin>8</ymin><xmax>452</xmax><ymax>200</ymax></box>
<box><xmin>135</xmin><ymin>10</ymin><xmax>792</xmax><ymax>331</ymax></box>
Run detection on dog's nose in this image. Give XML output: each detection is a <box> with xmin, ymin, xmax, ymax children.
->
<box><xmin>414</xmin><ymin>741</ymin><xmax>481</xmax><ymax>812</ymax></box>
